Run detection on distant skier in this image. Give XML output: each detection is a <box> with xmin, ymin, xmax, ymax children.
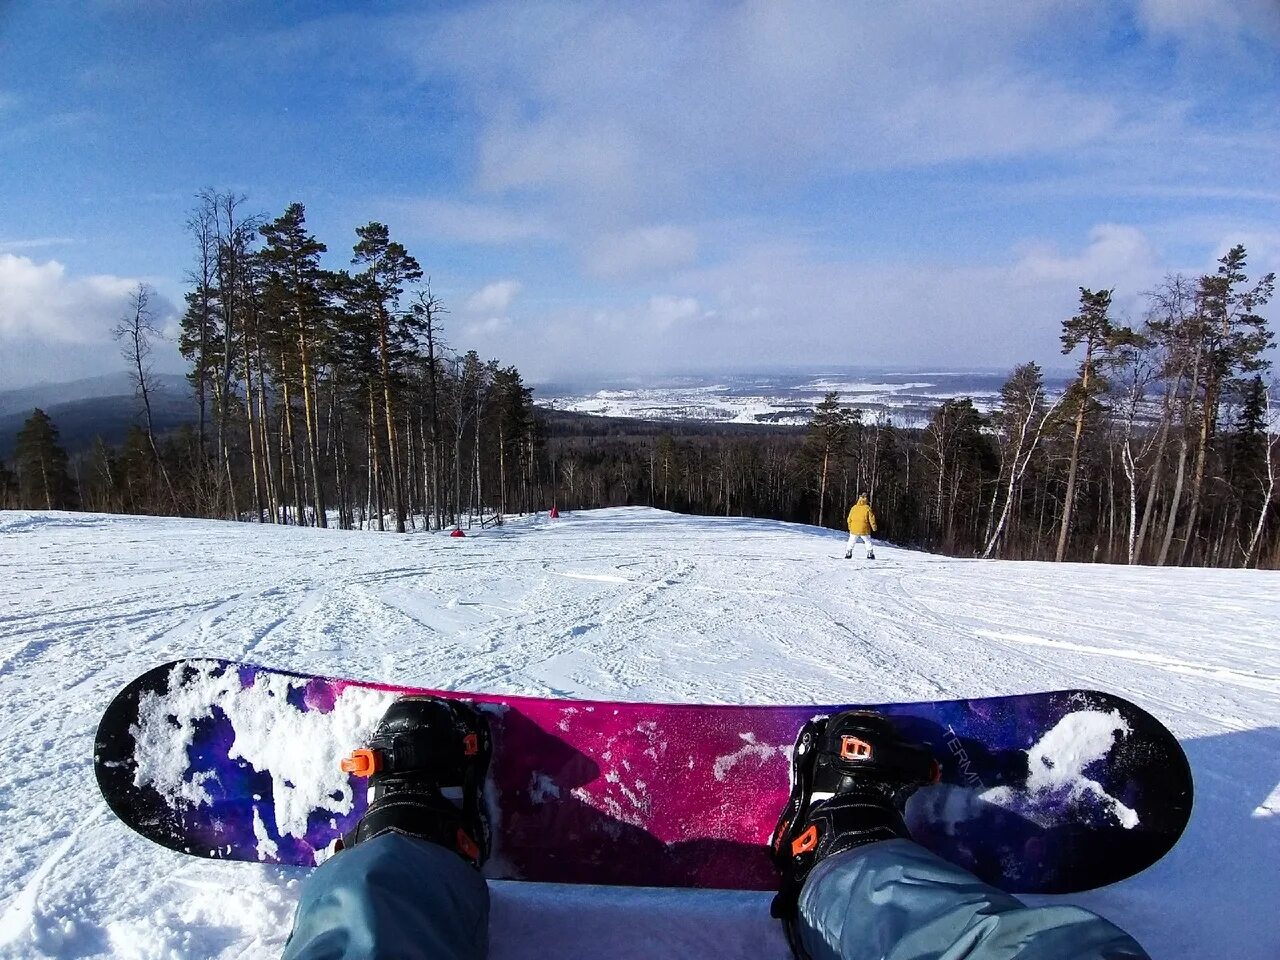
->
<box><xmin>845</xmin><ymin>493</ymin><xmax>877</xmax><ymax>559</ymax></box>
<box><xmin>281</xmin><ymin>697</ymin><xmax>1151</xmax><ymax>960</ymax></box>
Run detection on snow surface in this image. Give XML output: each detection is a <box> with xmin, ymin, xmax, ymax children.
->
<box><xmin>1</xmin><ymin>506</ymin><xmax>1278</xmax><ymax>959</ymax></box>
<box><xmin>539</xmin><ymin>375</ymin><xmax>1016</xmax><ymax>425</ymax></box>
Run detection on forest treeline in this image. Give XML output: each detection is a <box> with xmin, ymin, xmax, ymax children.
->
<box><xmin>3</xmin><ymin>193</ymin><xmax>542</xmax><ymax>533</ymax></box>
<box><xmin>1</xmin><ymin>205</ymin><xmax>1276</xmax><ymax>568</ymax></box>
<box><xmin>541</xmin><ymin>247</ymin><xmax>1278</xmax><ymax>569</ymax></box>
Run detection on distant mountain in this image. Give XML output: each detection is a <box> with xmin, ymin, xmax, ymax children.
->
<box><xmin>0</xmin><ymin>372</ymin><xmax>191</xmax><ymax>418</ymax></box>
<box><xmin>0</xmin><ymin>373</ymin><xmax>198</xmax><ymax>459</ymax></box>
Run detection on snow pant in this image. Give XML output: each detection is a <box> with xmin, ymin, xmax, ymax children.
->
<box><xmin>281</xmin><ymin>835</ymin><xmax>1148</xmax><ymax>960</ymax></box>
<box><xmin>795</xmin><ymin>839</ymin><xmax>1149</xmax><ymax>960</ymax></box>
<box><xmin>846</xmin><ymin>532</ymin><xmax>874</xmax><ymax>557</ymax></box>
<box><xmin>282</xmin><ymin>834</ymin><xmax>489</xmax><ymax>960</ymax></box>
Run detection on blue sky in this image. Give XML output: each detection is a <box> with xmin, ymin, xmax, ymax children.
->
<box><xmin>2</xmin><ymin>0</ymin><xmax>1278</xmax><ymax>388</ymax></box>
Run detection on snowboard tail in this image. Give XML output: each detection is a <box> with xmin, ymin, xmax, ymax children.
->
<box><xmin>95</xmin><ymin>659</ymin><xmax>1192</xmax><ymax>893</ymax></box>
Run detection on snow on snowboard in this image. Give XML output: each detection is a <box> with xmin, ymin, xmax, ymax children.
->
<box><xmin>95</xmin><ymin>658</ymin><xmax>1191</xmax><ymax>894</ymax></box>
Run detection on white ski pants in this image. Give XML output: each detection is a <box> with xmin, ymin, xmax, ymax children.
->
<box><xmin>846</xmin><ymin>533</ymin><xmax>874</xmax><ymax>557</ymax></box>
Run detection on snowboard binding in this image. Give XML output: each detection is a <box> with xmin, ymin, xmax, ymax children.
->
<box><xmin>770</xmin><ymin>711</ymin><xmax>939</xmax><ymax>950</ymax></box>
<box><xmin>338</xmin><ymin>695</ymin><xmax>492</xmax><ymax>868</ymax></box>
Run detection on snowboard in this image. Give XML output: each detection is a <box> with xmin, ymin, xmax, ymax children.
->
<box><xmin>94</xmin><ymin>658</ymin><xmax>1192</xmax><ymax>894</ymax></box>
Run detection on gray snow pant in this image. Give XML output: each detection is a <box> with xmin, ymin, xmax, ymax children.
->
<box><xmin>283</xmin><ymin>834</ymin><xmax>489</xmax><ymax>960</ymax></box>
<box><xmin>796</xmin><ymin>839</ymin><xmax>1149</xmax><ymax>960</ymax></box>
<box><xmin>281</xmin><ymin>834</ymin><xmax>1149</xmax><ymax>960</ymax></box>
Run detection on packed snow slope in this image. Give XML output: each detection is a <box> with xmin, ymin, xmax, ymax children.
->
<box><xmin>1</xmin><ymin>508</ymin><xmax>1277</xmax><ymax>960</ymax></box>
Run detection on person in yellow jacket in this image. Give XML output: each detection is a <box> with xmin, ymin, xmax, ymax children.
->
<box><xmin>845</xmin><ymin>494</ymin><xmax>877</xmax><ymax>560</ymax></box>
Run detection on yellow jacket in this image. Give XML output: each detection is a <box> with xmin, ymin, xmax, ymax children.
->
<box><xmin>847</xmin><ymin>501</ymin><xmax>877</xmax><ymax>536</ymax></box>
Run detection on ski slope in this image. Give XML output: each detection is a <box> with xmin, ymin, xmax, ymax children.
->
<box><xmin>1</xmin><ymin>507</ymin><xmax>1277</xmax><ymax>959</ymax></box>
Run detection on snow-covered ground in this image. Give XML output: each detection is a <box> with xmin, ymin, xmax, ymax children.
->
<box><xmin>1</xmin><ymin>507</ymin><xmax>1277</xmax><ymax>959</ymax></box>
<box><xmin>538</xmin><ymin>372</ymin><xmax>1037</xmax><ymax>425</ymax></box>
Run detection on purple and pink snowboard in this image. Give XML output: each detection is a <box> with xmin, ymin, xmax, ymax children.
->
<box><xmin>94</xmin><ymin>658</ymin><xmax>1191</xmax><ymax>894</ymax></box>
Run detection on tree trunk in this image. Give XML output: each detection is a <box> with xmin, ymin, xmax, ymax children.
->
<box><xmin>1178</xmin><ymin>374</ymin><xmax>1217</xmax><ymax>566</ymax></box>
<box><xmin>242</xmin><ymin>342</ymin><xmax>264</xmax><ymax>522</ymax></box>
<box><xmin>1134</xmin><ymin>410</ymin><xmax>1172</xmax><ymax>562</ymax></box>
<box><xmin>1056</xmin><ymin>354</ymin><xmax>1093</xmax><ymax>561</ymax></box>
<box><xmin>1242</xmin><ymin>391</ymin><xmax>1276</xmax><ymax>568</ymax></box>
<box><xmin>254</xmin><ymin>335</ymin><xmax>278</xmax><ymax>523</ymax></box>
<box><xmin>368</xmin><ymin>383</ymin><xmax>384</xmax><ymax>531</ymax></box>
<box><xmin>297</xmin><ymin>315</ymin><xmax>327</xmax><ymax>528</ymax></box>
<box><xmin>818</xmin><ymin>449</ymin><xmax>829</xmax><ymax>527</ymax></box>
<box><xmin>280</xmin><ymin>367</ymin><xmax>304</xmax><ymax>525</ymax></box>
<box><xmin>374</xmin><ymin>309</ymin><xmax>404</xmax><ymax>532</ymax></box>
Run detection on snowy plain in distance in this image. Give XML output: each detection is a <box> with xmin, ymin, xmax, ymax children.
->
<box><xmin>0</xmin><ymin>507</ymin><xmax>1277</xmax><ymax>958</ymax></box>
<box><xmin>537</xmin><ymin>371</ymin><xmax>1027</xmax><ymax>425</ymax></box>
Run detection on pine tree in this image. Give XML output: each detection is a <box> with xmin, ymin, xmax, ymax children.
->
<box><xmin>352</xmin><ymin>222</ymin><xmax>424</xmax><ymax>533</ymax></box>
<box><xmin>1179</xmin><ymin>246</ymin><xmax>1275</xmax><ymax>563</ymax></box>
<box><xmin>330</xmin><ymin>270</ymin><xmax>386</xmax><ymax>529</ymax></box>
<box><xmin>490</xmin><ymin>366</ymin><xmax>534</xmax><ymax>517</ymax></box>
<box><xmin>805</xmin><ymin>392</ymin><xmax>854</xmax><ymax>527</ymax></box>
<box><xmin>14</xmin><ymin>409</ymin><xmax>76</xmax><ymax>510</ymax></box>
<box><xmin>410</xmin><ymin>287</ymin><xmax>448</xmax><ymax>528</ymax></box>
<box><xmin>260</xmin><ymin>202</ymin><xmax>334</xmax><ymax>527</ymax></box>
<box><xmin>1236</xmin><ymin>377</ymin><xmax>1277</xmax><ymax>567</ymax></box>
<box><xmin>1056</xmin><ymin>287</ymin><xmax>1115</xmax><ymax>561</ymax></box>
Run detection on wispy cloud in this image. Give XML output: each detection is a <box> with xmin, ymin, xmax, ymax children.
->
<box><xmin>1136</xmin><ymin>0</ymin><xmax>1280</xmax><ymax>48</ymax></box>
<box><xmin>0</xmin><ymin>110</ymin><xmax>96</xmax><ymax>149</ymax></box>
<box><xmin>495</xmin><ymin>223</ymin><xmax>1236</xmax><ymax>379</ymax></box>
<box><xmin>585</xmin><ymin>226</ymin><xmax>699</xmax><ymax>279</ymax></box>
<box><xmin>389</xmin><ymin>198</ymin><xmax>558</xmax><ymax>245</ymax></box>
<box><xmin>393</xmin><ymin>2</ymin><xmax>1126</xmax><ymax>213</ymax></box>
<box><xmin>0</xmin><ymin>238</ymin><xmax>78</xmax><ymax>252</ymax></box>
<box><xmin>466</xmin><ymin>279</ymin><xmax>523</xmax><ymax>314</ymax></box>
<box><xmin>0</xmin><ymin>253</ymin><xmax>171</xmax><ymax>343</ymax></box>
<box><xmin>3</xmin><ymin>2</ymin><xmax>1275</xmax><ymax>384</ymax></box>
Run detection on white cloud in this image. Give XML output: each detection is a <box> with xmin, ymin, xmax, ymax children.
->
<box><xmin>466</xmin><ymin>279</ymin><xmax>523</xmax><ymax>314</ymax></box>
<box><xmin>363</xmin><ymin>1</ymin><xmax>1278</xmax><ymax>358</ymax></box>
<box><xmin>461</xmin><ymin>316</ymin><xmax>514</xmax><ymax>342</ymax></box>
<box><xmin>389</xmin><ymin>198</ymin><xmax>556</xmax><ymax>245</ymax></box>
<box><xmin>0</xmin><ymin>254</ymin><xmax>138</xmax><ymax>342</ymax></box>
<box><xmin>1012</xmin><ymin>224</ymin><xmax>1161</xmax><ymax>288</ymax></box>
<box><xmin>646</xmin><ymin>295</ymin><xmax>706</xmax><ymax>331</ymax></box>
<box><xmin>0</xmin><ymin>237</ymin><xmax>77</xmax><ymax>252</ymax></box>
<box><xmin>459</xmin><ymin>281</ymin><xmax>524</xmax><ymax>352</ymax></box>
<box><xmin>1136</xmin><ymin>0</ymin><xmax>1280</xmax><ymax>46</ymax></box>
<box><xmin>399</xmin><ymin>0</ymin><xmax>1124</xmax><ymax>217</ymax></box>
<box><xmin>490</xmin><ymin>224</ymin><xmax>1207</xmax><ymax>380</ymax></box>
<box><xmin>0</xmin><ymin>255</ymin><xmax>182</xmax><ymax>388</ymax></box>
<box><xmin>585</xmin><ymin>226</ymin><xmax>699</xmax><ymax>279</ymax></box>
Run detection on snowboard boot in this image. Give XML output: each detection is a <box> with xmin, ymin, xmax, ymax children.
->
<box><xmin>770</xmin><ymin>711</ymin><xmax>939</xmax><ymax>955</ymax></box>
<box><xmin>337</xmin><ymin>695</ymin><xmax>492</xmax><ymax>868</ymax></box>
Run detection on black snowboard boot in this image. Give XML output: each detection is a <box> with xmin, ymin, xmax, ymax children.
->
<box><xmin>770</xmin><ymin>711</ymin><xmax>938</xmax><ymax>953</ymax></box>
<box><xmin>338</xmin><ymin>696</ymin><xmax>492</xmax><ymax>868</ymax></box>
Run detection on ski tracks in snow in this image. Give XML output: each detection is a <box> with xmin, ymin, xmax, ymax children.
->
<box><xmin>1</xmin><ymin>507</ymin><xmax>1279</xmax><ymax>959</ymax></box>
